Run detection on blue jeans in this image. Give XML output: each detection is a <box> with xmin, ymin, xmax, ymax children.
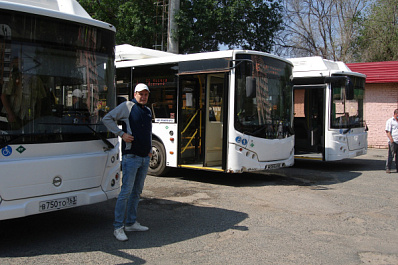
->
<box><xmin>386</xmin><ymin>142</ymin><xmax>398</xmax><ymax>171</ymax></box>
<box><xmin>114</xmin><ymin>154</ymin><xmax>150</xmax><ymax>229</ymax></box>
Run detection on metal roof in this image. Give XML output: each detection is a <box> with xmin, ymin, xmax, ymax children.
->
<box><xmin>0</xmin><ymin>0</ymin><xmax>115</xmax><ymax>31</ymax></box>
<box><xmin>346</xmin><ymin>61</ymin><xmax>398</xmax><ymax>84</ymax></box>
<box><xmin>289</xmin><ymin>56</ymin><xmax>365</xmax><ymax>79</ymax></box>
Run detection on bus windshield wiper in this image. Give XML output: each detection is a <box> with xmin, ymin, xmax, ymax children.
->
<box><xmin>343</xmin><ymin>127</ymin><xmax>352</xmax><ymax>134</ymax></box>
<box><xmin>0</xmin><ymin>134</ymin><xmax>25</xmax><ymax>149</ymax></box>
<box><xmin>38</xmin><ymin>122</ymin><xmax>115</xmax><ymax>150</ymax></box>
<box><xmin>83</xmin><ymin>124</ymin><xmax>115</xmax><ymax>150</ymax></box>
<box><xmin>251</xmin><ymin>124</ymin><xmax>268</xmax><ymax>136</ymax></box>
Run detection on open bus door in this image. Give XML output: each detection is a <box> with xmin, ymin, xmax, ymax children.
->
<box><xmin>294</xmin><ymin>85</ymin><xmax>325</xmax><ymax>159</ymax></box>
<box><xmin>179</xmin><ymin>75</ymin><xmax>204</xmax><ymax>166</ymax></box>
<box><xmin>178</xmin><ymin>73</ymin><xmax>227</xmax><ymax>171</ymax></box>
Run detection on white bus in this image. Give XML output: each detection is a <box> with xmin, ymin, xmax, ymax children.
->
<box><xmin>116</xmin><ymin>49</ymin><xmax>295</xmax><ymax>175</ymax></box>
<box><xmin>290</xmin><ymin>57</ymin><xmax>367</xmax><ymax>161</ymax></box>
<box><xmin>0</xmin><ymin>0</ymin><xmax>121</xmax><ymax>220</ymax></box>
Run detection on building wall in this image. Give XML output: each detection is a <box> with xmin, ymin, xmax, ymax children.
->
<box><xmin>365</xmin><ymin>83</ymin><xmax>398</xmax><ymax>148</ymax></box>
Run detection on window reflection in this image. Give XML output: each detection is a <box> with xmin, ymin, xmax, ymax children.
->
<box><xmin>0</xmin><ymin>11</ymin><xmax>115</xmax><ymax>145</ymax></box>
<box><xmin>330</xmin><ymin>76</ymin><xmax>365</xmax><ymax>129</ymax></box>
<box><xmin>234</xmin><ymin>54</ymin><xmax>293</xmax><ymax>139</ymax></box>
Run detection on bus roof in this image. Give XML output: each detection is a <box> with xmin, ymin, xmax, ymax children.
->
<box><xmin>0</xmin><ymin>0</ymin><xmax>115</xmax><ymax>31</ymax></box>
<box><xmin>116</xmin><ymin>49</ymin><xmax>293</xmax><ymax>68</ymax></box>
<box><xmin>289</xmin><ymin>56</ymin><xmax>365</xmax><ymax>78</ymax></box>
<box><xmin>116</xmin><ymin>45</ymin><xmax>174</xmax><ymax>62</ymax></box>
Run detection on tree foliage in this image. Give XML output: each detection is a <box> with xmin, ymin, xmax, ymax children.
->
<box><xmin>175</xmin><ymin>0</ymin><xmax>284</xmax><ymax>53</ymax></box>
<box><xmin>355</xmin><ymin>0</ymin><xmax>398</xmax><ymax>62</ymax></box>
<box><xmin>78</xmin><ymin>0</ymin><xmax>284</xmax><ymax>54</ymax></box>
<box><xmin>77</xmin><ymin>0</ymin><xmax>161</xmax><ymax>48</ymax></box>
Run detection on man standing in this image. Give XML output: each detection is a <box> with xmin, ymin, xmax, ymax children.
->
<box><xmin>385</xmin><ymin>109</ymin><xmax>398</xmax><ymax>173</ymax></box>
<box><xmin>103</xmin><ymin>83</ymin><xmax>152</xmax><ymax>241</ymax></box>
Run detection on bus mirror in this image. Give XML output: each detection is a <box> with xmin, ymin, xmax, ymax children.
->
<box><xmin>345</xmin><ymin>78</ymin><xmax>354</xmax><ymax>100</ymax></box>
<box><xmin>246</xmin><ymin>76</ymin><xmax>256</xmax><ymax>98</ymax></box>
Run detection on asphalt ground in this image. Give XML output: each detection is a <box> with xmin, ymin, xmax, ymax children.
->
<box><xmin>0</xmin><ymin>148</ymin><xmax>397</xmax><ymax>264</ymax></box>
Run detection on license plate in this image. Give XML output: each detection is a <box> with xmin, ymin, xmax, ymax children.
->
<box><xmin>39</xmin><ymin>196</ymin><xmax>77</xmax><ymax>212</ymax></box>
<box><xmin>266</xmin><ymin>163</ymin><xmax>281</xmax><ymax>170</ymax></box>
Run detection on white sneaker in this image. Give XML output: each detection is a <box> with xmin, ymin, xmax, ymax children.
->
<box><xmin>125</xmin><ymin>222</ymin><xmax>149</xmax><ymax>232</ymax></box>
<box><xmin>114</xmin><ymin>227</ymin><xmax>128</xmax><ymax>241</ymax></box>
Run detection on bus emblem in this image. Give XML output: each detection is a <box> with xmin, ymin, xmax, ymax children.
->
<box><xmin>53</xmin><ymin>176</ymin><xmax>62</xmax><ymax>187</ymax></box>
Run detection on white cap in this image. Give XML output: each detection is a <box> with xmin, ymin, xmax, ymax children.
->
<box><xmin>135</xmin><ymin>83</ymin><xmax>150</xmax><ymax>93</ymax></box>
<box><xmin>72</xmin><ymin>89</ymin><xmax>83</xmax><ymax>98</ymax></box>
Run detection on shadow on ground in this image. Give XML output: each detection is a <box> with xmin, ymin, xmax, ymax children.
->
<box><xmin>159</xmin><ymin>154</ymin><xmax>386</xmax><ymax>189</ymax></box>
<box><xmin>0</xmin><ymin>198</ymin><xmax>248</xmax><ymax>264</ymax></box>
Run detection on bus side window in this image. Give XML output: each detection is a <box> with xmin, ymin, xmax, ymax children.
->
<box><xmin>151</xmin><ymin>103</ymin><xmax>169</xmax><ymax>119</ymax></box>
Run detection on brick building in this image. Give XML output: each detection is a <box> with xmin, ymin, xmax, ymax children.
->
<box><xmin>347</xmin><ymin>61</ymin><xmax>398</xmax><ymax>149</ymax></box>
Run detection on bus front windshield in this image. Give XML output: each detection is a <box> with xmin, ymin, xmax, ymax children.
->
<box><xmin>234</xmin><ymin>54</ymin><xmax>293</xmax><ymax>139</ymax></box>
<box><xmin>0</xmin><ymin>10</ymin><xmax>116</xmax><ymax>147</ymax></box>
<box><xmin>331</xmin><ymin>75</ymin><xmax>365</xmax><ymax>129</ymax></box>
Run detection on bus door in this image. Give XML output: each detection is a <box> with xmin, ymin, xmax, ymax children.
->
<box><xmin>178</xmin><ymin>75</ymin><xmax>204</xmax><ymax>165</ymax></box>
<box><xmin>294</xmin><ymin>86</ymin><xmax>325</xmax><ymax>154</ymax></box>
<box><xmin>204</xmin><ymin>74</ymin><xmax>226</xmax><ymax>167</ymax></box>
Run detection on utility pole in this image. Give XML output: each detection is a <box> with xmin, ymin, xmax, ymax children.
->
<box><xmin>167</xmin><ymin>0</ymin><xmax>179</xmax><ymax>54</ymax></box>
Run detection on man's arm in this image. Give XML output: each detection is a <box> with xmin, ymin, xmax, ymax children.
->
<box><xmin>386</xmin><ymin>130</ymin><xmax>394</xmax><ymax>143</ymax></box>
<box><xmin>102</xmin><ymin>103</ymin><xmax>128</xmax><ymax>137</ymax></box>
<box><xmin>102</xmin><ymin>102</ymin><xmax>135</xmax><ymax>143</ymax></box>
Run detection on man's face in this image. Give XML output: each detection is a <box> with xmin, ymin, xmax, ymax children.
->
<box><xmin>134</xmin><ymin>90</ymin><xmax>149</xmax><ymax>105</ymax></box>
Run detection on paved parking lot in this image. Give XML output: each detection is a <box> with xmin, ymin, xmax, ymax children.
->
<box><xmin>1</xmin><ymin>148</ymin><xmax>397</xmax><ymax>264</ymax></box>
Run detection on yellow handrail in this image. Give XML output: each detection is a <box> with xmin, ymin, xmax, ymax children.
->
<box><xmin>181</xmin><ymin>109</ymin><xmax>200</xmax><ymax>134</ymax></box>
<box><xmin>181</xmin><ymin>129</ymin><xmax>198</xmax><ymax>153</ymax></box>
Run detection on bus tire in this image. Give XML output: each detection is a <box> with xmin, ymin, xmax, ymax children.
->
<box><xmin>148</xmin><ymin>140</ymin><xmax>169</xmax><ymax>176</ymax></box>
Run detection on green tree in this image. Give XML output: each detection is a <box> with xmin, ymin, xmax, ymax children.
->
<box><xmin>355</xmin><ymin>0</ymin><xmax>398</xmax><ymax>62</ymax></box>
<box><xmin>78</xmin><ymin>0</ymin><xmax>283</xmax><ymax>54</ymax></box>
<box><xmin>175</xmin><ymin>0</ymin><xmax>284</xmax><ymax>53</ymax></box>
<box><xmin>77</xmin><ymin>0</ymin><xmax>161</xmax><ymax>48</ymax></box>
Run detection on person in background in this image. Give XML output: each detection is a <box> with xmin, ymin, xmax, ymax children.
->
<box><xmin>72</xmin><ymin>89</ymin><xmax>87</xmax><ymax>110</ymax></box>
<box><xmin>102</xmin><ymin>83</ymin><xmax>152</xmax><ymax>241</ymax></box>
<box><xmin>385</xmin><ymin>109</ymin><xmax>398</xmax><ymax>173</ymax></box>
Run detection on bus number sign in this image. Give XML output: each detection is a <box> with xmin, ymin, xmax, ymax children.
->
<box><xmin>39</xmin><ymin>196</ymin><xmax>77</xmax><ymax>212</ymax></box>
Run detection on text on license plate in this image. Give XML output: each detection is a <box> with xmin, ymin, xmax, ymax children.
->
<box><xmin>39</xmin><ymin>196</ymin><xmax>77</xmax><ymax>212</ymax></box>
<box><xmin>266</xmin><ymin>163</ymin><xmax>281</xmax><ymax>170</ymax></box>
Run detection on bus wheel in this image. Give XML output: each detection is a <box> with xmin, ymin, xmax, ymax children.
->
<box><xmin>149</xmin><ymin>140</ymin><xmax>169</xmax><ymax>176</ymax></box>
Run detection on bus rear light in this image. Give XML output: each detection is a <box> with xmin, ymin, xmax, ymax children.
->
<box><xmin>170</xmin><ymin>137</ymin><xmax>175</xmax><ymax>142</ymax></box>
<box><xmin>170</xmin><ymin>151</ymin><xmax>174</xmax><ymax>155</ymax></box>
<box><xmin>111</xmin><ymin>179</ymin><xmax>115</xmax><ymax>187</ymax></box>
<box><xmin>115</xmin><ymin>173</ymin><xmax>120</xmax><ymax>180</ymax></box>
